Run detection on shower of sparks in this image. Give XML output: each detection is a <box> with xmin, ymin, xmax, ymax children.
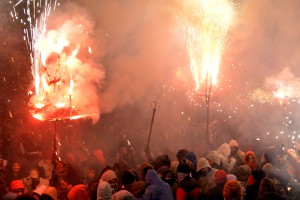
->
<box><xmin>248</xmin><ymin>88</ymin><xmax>274</xmax><ymax>104</ymax></box>
<box><xmin>184</xmin><ymin>0</ymin><xmax>233</xmax><ymax>91</ymax></box>
<box><xmin>10</xmin><ymin>0</ymin><xmax>99</xmax><ymax>121</ymax></box>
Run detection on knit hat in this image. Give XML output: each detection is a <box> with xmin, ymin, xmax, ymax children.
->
<box><xmin>223</xmin><ymin>180</ymin><xmax>243</xmax><ymax>199</ymax></box>
<box><xmin>177</xmin><ymin>163</ymin><xmax>191</xmax><ymax>183</ymax></box>
<box><xmin>101</xmin><ymin>170</ymin><xmax>117</xmax><ymax>182</ymax></box>
<box><xmin>68</xmin><ymin>184</ymin><xmax>91</xmax><ymax>200</ymax></box>
<box><xmin>183</xmin><ymin>151</ymin><xmax>197</xmax><ymax>169</ymax></box>
<box><xmin>214</xmin><ymin>170</ymin><xmax>227</xmax><ymax>184</ymax></box>
<box><xmin>10</xmin><ymin>180</ymin><xmax>25</xmax><ymax>191</ymax></box>
<box><xmin>206</xmin><ymin>150</ymin><xmax>221</xmax><ymax>166</ymax></box>
<box><xmin>229</xmin><ymin>140</ymin><xmax>239</xmax><ymax>147</ymax></box>
<box><xmin>42</xmin><ymin>186</ymin><xmax>57</xmax><ymax>200</ymax></box>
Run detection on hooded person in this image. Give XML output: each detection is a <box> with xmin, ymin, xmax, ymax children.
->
<box><xmin>196</xmin><ymin>158</ymin><xmax>217</xmax><ymax>193</ymax></box>
<box><xmin>139</xmin><ymin>162</ymin><xmax>153</xmax><ymax>181</ymax></box>
<box><xmin>134</xmin><ymin>169</ymin><xmax>173</xmax><ymax>200</ymax></box>
<box><xmin>176</xmin><ymin>163</ymin><xmax>203</xmax><ymax>200</ymax></box>
<box><xmin>228</xmin><ymin>140</ymin><xmax>245</xmax><ymax>169</ymax></box>
<box><xmin>245</xmin><ymin>151</ymin><xmax>258</xmax><ymax>171</ymax></box>
<box><xmin>100</xmin><ymin>170</ymin><xmax>118</xmax><ymax>194</ymax></box>
<box><xmin>206</xmin><ymin>150</ymin><xmax>221</xmax><ymax>170</ymax></box>
<box><xmin>205</xmin><ymin>170</ymin><xmax>228</xmax><ymax>200</ymax></box>
<box><xmin>223</xmin><ymin>180</ymin><xmax>244</xmax><ymax>200</ymax></box>
<box><xmin>234</xmin><ymin>165</ymin><xmax>252</xmax><ymax>190</ymax></box>
<box><xmin>217</xmin><ymin>143</ymin><xmax>231</xmax><ymax>172</ymax></box>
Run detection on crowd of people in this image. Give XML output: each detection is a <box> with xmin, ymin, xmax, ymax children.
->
<box><xmin>0</xmin><ymin>139</ymin><xmax>300</xmax><ymax>200</ymax></box>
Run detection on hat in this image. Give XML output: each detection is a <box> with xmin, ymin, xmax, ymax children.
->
<box><xmin>227</xmin><ymin>174</ymin><xmax>237</xmax><ymax>181</ymax></box>
<box><xmin>223</xmin><ymin>180</ymin><xmax>243</xmax><ymax>199</ymax></box>
<box><xmin>183</xmin><ymin>152</ymin><xmax>197</xmax><ymax>169</ymax></box>
<box><xmin>68</xmin><ymin>184</ymin><xmax>90</xmax><ymax>200</ymax></box>
<box><xmin>206</xmin><ymin>151</ymin><xmax>220</xmax><ymax>166</ymax></box>
<box><xmin>101</xmin><ymin>170</ymin><xmax>117</xmax><ymax>182</ymax></box>
<box><xmin>10</xmin><ymin>180</ymin><xmax>24</xmax><ymax>191</ymax></box>
<box><xmin>42</xmin><ymin>186</ymin><xmax>57</xmax><ymax>200</ymax></box>
<box><xmin>214</xmin><ymin>170</ymin><xmax>227</xmax><ymax>184</ymax></box>
<box><xmin>177</xmin><ymin>163</ymin><xmax>191</xmax><ymax>174</ymax></box>
<box><xmin>229</xmin><ymin>140</ymin><xmax>239</xmax><ymax>147</ymax></box>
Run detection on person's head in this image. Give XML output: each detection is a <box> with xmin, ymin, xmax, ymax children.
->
<box><xmin>176</xmin><ymin>148</ymin><xmax>189</xmax><ymax>163</ymax></box>
<box><xmin>10</xmin><ymin>180</ymin><xmax>25</xmax><ymax>196</ymax></box>
<box><xmin>29</xmin><ymin>168</ymin><xmax>40</xmax><ymax>189</ymax></box>
<box><xmin>229</xmin><ymin>140</ymin><xmax>239</xmax><ymax>155</ymax></box>
<box><xmin>214</xmin><ymin>170</ymin><xmax>227</xmax><ymax>185</ymax></box>
<box><xmin>55</xmin><ymin>161</ymin><xmax>68</xmax><ymax>179</ymax></box>
<box><xmin>67</xmin><ymin>184</ymin><xmax>91</xmax><ymax>200</ymax></box>
<box><xmin>86</xmin><ymin>166</ymin><xmax>97</xmax><ymax>180</ymax></box>
<box><xmin>12</xmin><ymin>162</ymin><xmax>21</xmax><ymax>173</ymax></box>
<box><xmin>223</xmin><ymin>180</ymin><xmax>243</xmax><ymax>200</ymax></box>
<box><xmin>101</xmin><ymin>169</ymin><xmax>118</xmax><ymax>194</ymax></box>
<box><xmin>259</xmin><ymin>177</ymin><xmax>275</xmax><ymax>194</ymax></box>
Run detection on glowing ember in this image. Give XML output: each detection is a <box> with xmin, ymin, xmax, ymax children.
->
<box><xmin>184</xmin><ymin>0</ymin><xmax>233</xmax><ymax>91</ymax></box>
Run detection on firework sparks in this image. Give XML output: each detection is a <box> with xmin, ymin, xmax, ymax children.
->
<box><xmin>184</xmin><ymin>0</ymin><xmax>233</xmax><ymax>91</ymax></box>
<box><xmin>11</xmin><ymin>0</ymin><xmax>102</xmax><ymax>121</ymax></box>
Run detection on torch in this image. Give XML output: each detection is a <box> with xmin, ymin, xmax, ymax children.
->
<box><xmin>145</xmin><ymin>98</ymin><xmax>159</xmax><ymax>162</ymax></box>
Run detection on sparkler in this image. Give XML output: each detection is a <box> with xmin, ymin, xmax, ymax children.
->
<box><xmin>184</xmin><ymin>0</ymin><xmax>233</xmax><ymax>144</ymax></box>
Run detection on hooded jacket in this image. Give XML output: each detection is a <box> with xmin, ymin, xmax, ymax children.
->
<box><xmin>135</xmin><ymin>169</ymin><xmax>173</xmax><ymax>200</ymax></box>
<box><xmin>196</xmin><ymin>158</ymin><xmax>217</xmax><ymax>193</ymax></box>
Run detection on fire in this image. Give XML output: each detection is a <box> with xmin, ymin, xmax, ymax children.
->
<box><xmin>184</xmin><ymin>0</ymin><xmax>233</xmax><ymax>91</ymax></box>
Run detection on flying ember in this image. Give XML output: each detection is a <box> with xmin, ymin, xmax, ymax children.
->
<box><xmin>184</xmin><ymin>0</ymin><xmax>233</xmax><ymax>91</ymax></box>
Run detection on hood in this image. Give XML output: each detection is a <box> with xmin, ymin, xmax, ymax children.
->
<box><xmin>217</xmin><ymin>143</ymin><xmax>231</xmax><ymax>157</ymax></box>
<box><xmin>145</xmin><ymin>169</ymin><xmax>160</xmax><ymax>185</ymax></box>
<box><xmin>196</xmin><ymin>158</ymin><xmax>211</xmax><ymax>172</ymax></box>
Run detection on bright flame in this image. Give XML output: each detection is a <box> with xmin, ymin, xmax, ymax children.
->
<box><xmin>184</xmin><ymin>0</ymin><xmax>233</xmax><ymax>90</ymax></box>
